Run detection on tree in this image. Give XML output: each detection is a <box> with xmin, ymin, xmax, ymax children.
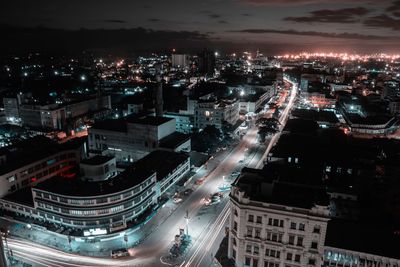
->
<box><xmin>256</xmin><ymin>118</ymin><xmax>280</xmax><ymax>142</ymax></box>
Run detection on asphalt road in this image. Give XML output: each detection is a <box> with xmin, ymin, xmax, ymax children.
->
<box><xmin>4</xmin><ymin>78</ymin><xmax>297</xmax><ymax>267</ymax></box>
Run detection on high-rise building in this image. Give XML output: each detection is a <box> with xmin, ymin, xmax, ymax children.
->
<box><xmin>171</xmin><ymin>54</ymin><xmax>188</xmax><ymax>68</ymax></box>
<box><xmin>197</xmin><ymin>50</ymin><xmax>215</xmax><ymax>76</ymax></box>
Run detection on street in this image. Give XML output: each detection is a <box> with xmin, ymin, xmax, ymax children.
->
<box><xmin>4</xmin><ymin>78</ymin><xmax>297</xmax><ymax>267</ymax></box>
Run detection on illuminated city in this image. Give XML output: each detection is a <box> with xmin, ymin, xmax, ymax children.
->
<box><xmin>1</xmin><ymin>1</ymin><xmax>400</xmax><ymax>267</ymax></box>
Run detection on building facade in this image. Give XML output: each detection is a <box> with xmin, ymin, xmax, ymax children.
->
<box><xmin>88</xmin><ymin>116</ymin><xmax>190</xmax><ymax>163</ymax></box>
<box><xmin>0</xmin><ymin>137</ymin><xmax>82</xmax><ymax>198</ymax></box>
<box><xmin>194</xmin><ymin>99</ymin><xmax>239</xmax><ymax>130</ymax></box>
<box><xmin>228</xmin><ymin>190</ymin><xmax>329</xmax><ymax>267</ymax></box>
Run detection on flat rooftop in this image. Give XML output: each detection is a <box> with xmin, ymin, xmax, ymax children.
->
<box><xmin>233</xmin><ymin>168</ymin><xmax>329</xmax><ymax>209</ymax></box>
<box><xmin>91</xmin><ymin>116</ymin><xmax>172</xmax><ymax>132</ymax></box>
<box><xmin>126</xmin><ymin>116</ymin><xmax>173</xmax><ymax>126</ymax></box>
<box><xmin>3</xmin><ymin>187</ymin><xmax>34</xmax><ymax>207</ymax></box>
<box><xmin>33</xmin><ymin>150</ymin><xmax>189</xmax><ymax>196</ymax></box>
<box><xmin>80</xmin><ymin>155</ymin><xmax>114</xmax><ymax>166</ymax></box>
<box><xmin>159</xmin><ymin>132</ymin><xmax>190</xmax><ymax>149</ymax></box>
<box><xmin>0</xmin><ymin>136</ymin><xmax>84</xmax><ymax>176</ymax></box>
<box><xmin>325</xmin><ymin>219</ymin><xmax>400</xmax><ymax>260</ymax></box>
<box><xmin>91</xmin><ymin>119</ymin><xmax>127</xmax><ymax>132</ymax></box>
<box><xmin>132</xmin><ymin>150</ymin><xmax>189</xmax><ymax>181</ymax></box>
<box><xmin>292</xmin><ymin>109</ymin><xmax>339</xmax><ymax>124</ymax></box>
<box><xmin>34</xmin><ymin>167</ymin><xmax>154</xmax><ymax>197</ymax></box>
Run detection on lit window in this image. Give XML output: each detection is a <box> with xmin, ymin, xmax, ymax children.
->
<box><xmin>325</xmin><ymin>166</ymin><xmax>331</xmax><ymax>172</ymax></box>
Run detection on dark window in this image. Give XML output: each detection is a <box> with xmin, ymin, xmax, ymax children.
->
<box><xmin>245</xmin><ymin>257</ymin><xmax>251</xmax><ymax>266</ymax></box>
<box><xmin>311</xmin><ymin>242</ymin><xmax>318</xmax><ymax>249</ymax></box>
<box><xmin>286</xmin><ymin>253</ymin><xmax>292</xmax><ymax>261</ymax></box>
<box><xmin>248</xmin><ymin>214</ymin><xmax>254</xmax><ymax>222</ymax></box>
<box><xmin>289</xmin><ymin>235</ymin><xmax>295</xmax><ymax>245</ymax></box>
<box><xmin>295</xmin><ymin>254</ymin><xmax>301</xmax><ymax>262</ymax></box>
<box><xmin>297</xmin><ymin>237</ymin><xmax>303</xmax><ymax>246</ymax></box>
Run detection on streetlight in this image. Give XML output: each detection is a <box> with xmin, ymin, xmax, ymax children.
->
<box><xmin>80</xmin><ymin>75</ymin><xmax>86</xmax><ymax>81</ymax></box>
<box><xmin>184</xmin><ymin>210</ymin><xmax>190</xmax><ymax>236</ymax></box>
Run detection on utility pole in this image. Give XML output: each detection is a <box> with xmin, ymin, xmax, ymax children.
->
<box><xmin>184</xmin><ymin>210</ymin><xmax>190</xmax><ymax>236</ymax></box>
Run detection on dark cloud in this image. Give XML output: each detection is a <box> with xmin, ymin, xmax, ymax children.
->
<box><xmin>230</xmin><ymin>28</ymin><xmax>393</xmax><ymax>39</ymax></box>
<box><xmin>104</xmin><ymin>19</ymin><xmax>127</xmax><ymax>24</ymax></box>
<box><xmin>239</xmin><ymin>0</ymin><xmax>374</xmax><ymax>5</ymax></box>
<box><xmin>386</xmin><ymin>0</ymin><xmax>400</xmax><ymax>11</ymax></box>
<box><xmin>241</xmin><ymin>13</ymin><xmax>253</xmax><ymax>16</ymax></box>
<box><xmin>284</xmin><ymin>7</ymin><xmax>369</xmax><ymax>24</ymax></box>
<box><xmin>364</xmin><ymin>14</ymin><xmax>400</xmax><ymax>30</ymax></box>
<box><xmin>218</xmin><ymin>20</ymin><xmax>229</xmax><ymax>24</ymax></box>
<box><xmin>148</xmin><ymin>18</ymin><xmax>161</xmax><ymax>22</ymax></box>
<box><xmin>208</xmin><ymin>14</ymin><xmax>221</xmax><ymax>19</ymax></box>
<box><xmin>0</xmin><ymin>26</ymin><xmax>212</xmax><ymax>56</ymax></box>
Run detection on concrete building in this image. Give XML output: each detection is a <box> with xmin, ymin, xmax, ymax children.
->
<box><xmin>0</xmin><ymin>150</ymin><xmax>190</xmax><ymax>235</ymax></box>
<box><xmin>228</xmin><ymin>168</ymin><xmax>330</xmax><ymax>267</ymax></box>
<box><xmin>194</xmin><ymin>99</ymin><xmax>240</xmax><ymax>131</ymax></box>
<box><xmin>0</xmin><ymin>136</ymin><xmax>83</xmax><ymax>198</ymax></box>
<box><xmin>3</xmin><ymin>97</ymin><xmax>20</xmax><ymax>123</ymax></box>
<box><xmin>239</xmin><ymin>88</ymin><xmax>275</xmax><ymax>114</ymax></box>
<box><xmin>88</xmin><ymin>116</ymin><xmax>190</xmax><ymax>163</ymax></box>
<box><xmin>80</xmin><ymin>156</ymin><xmax>117</xmax><ymax>182</ymax></box>
<box><xmin>18</xmin><ymin>95</ymin><xmax>111</xmax><ymax>131</ymax></box>
<box><xmin>164</xmin><ymin>112</ymin><xmax>194</xmax><ymax>134</ymax></box>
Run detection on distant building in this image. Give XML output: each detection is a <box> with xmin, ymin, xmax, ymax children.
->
<box><xmin>127</xmin><ymin>103</ymin><xmax>144</xmax><ymax>115</ymax></box>
<box><xmin>197</xmin><ymin>50</ymin><xmax>215</xmax><ymax>76</ymax></box>
<box><xmin>171</xmin><ymin>54</ymin><xmax>189</xmax><ymax>68</ymax></box>
<box><xmin>238</xmin><ymin>86</ymin><xmax>275</xmax><ymax>114</ymax></box>
<box><xmin>194</xmin><ymin>99</ymin><xmax>239</xmax><ymax>131</ymax></box>
<box><xmin>164</xmin><ymin>112</ymin><xmax>194</xmax><ymax>134</ymax></box>
<box><xmin>3</xmin><ymin>97</ymin><xmax>20</xmax><ymax>123</ymax></box>
<box><xmin>18</xmin><ymin>95</ymin><xmax>111</xmax><ymax>131</ymax></box>
<box><xmin>88</xmin><ymin>116</ymin><xmax>190</xmax><ymax>163</ymax></box>
<box><xmin>388</xmin><ymin>99</ymin><xmax>400</xmax><ymax>115</ymax></box>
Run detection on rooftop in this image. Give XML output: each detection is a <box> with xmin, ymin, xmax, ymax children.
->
<box><xmin>159</xmin><ymin>132</ymin><xmax>190</xmax><ymax>149</ymax></box>
<box><xmin>91</xmin><ymin>116</ymin><xmax>173</xmax><ymax>132</ymax></box>
<box><xmin>233</xmin><ymin>168</ymin><xmax>329</xmax><ymax>209</ymax></box>
<box><xmin>291</xmin><ymin>109</ymin><xmax>339</xmax><ymax>124</ymax></box>
<box><xmin>80</xmin><ymin>155</ymin><xmax>114</xmax><ymax>166</ymax></box>
<box><xmin>126</xmin><ymin>116</ymin><xmax>173</xmax><ymax>126</ymax></box>
<box><xmin>3</xmin><ymin>187</ymin><xmax>34</xmax><ymax>207</ymax></box>
<box><xmin>0</xmin><ymin>136</ymin><xmax>84</xmax><ymax>176</ymax></box>
<box><xmin>132</xmin><ymin>150</ymin><xmax>189</xmax><ymax>181</ymax></box>
<box><xmin>325</xmin><ymin>219</ymin><xmax>400</xmax><ymax>260</ymax></box>
<box><xmin>34</xmin><ymin>167</ymin><xmax>154</xmax><ymax>197</ymax></box>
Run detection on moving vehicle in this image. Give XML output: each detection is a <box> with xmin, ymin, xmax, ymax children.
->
<box><xmin>111</xmin><ymin>248</ymin><xmax>130</xmax><ymax>258</ymax></box>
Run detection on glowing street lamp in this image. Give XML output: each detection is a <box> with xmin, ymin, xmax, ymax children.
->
<box><xmin>80</xmin><ymin>75</ymin><xmax>86</xmax><ymax>81</ymax></box>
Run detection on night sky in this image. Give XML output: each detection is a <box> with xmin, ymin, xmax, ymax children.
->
<box><xmin>1</xmin><ymin>0</ymin><xmax>400</xmax><ymax>55</ymax></box>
